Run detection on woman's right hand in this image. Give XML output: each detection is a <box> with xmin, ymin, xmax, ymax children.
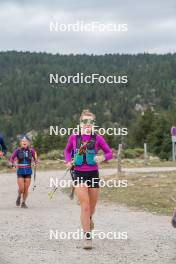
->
<box><xmin>9</xmin><ymin>162</ymin><xmax>16</xmax><ymax>170</ymax></box>
<box><xmin>66</xmin><ymin>162</ymin><xmax>73</xmax><ymax>170</ymax></box>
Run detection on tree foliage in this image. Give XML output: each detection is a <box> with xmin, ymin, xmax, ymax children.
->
<box><xmin>0</xmin><ymin>51</ymin><xmax>175</xmax><ymax>159</ymax></box>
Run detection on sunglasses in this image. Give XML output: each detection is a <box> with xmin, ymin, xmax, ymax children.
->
<box><xmin>80</xmin><ymin>119</ymin><xmax>95</xmax><ymax>125</ymax></box>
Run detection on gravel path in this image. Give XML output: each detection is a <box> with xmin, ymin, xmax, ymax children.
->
<box><xmin>0</xmin><ymin>170</ymin><xmax>176</xmax><ymax>264</ymax></box>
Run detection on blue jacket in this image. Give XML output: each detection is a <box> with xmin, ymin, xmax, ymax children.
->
<box><xmin>0</xmin><ymin>134</ymin><xmax>7</xmax><ymax>155</ymax></box>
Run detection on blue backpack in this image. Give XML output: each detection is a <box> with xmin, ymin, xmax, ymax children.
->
<box><xmin>73</xmin><ymin>134</ymin><xmax>97</xmax><ymax>166</ymax></box>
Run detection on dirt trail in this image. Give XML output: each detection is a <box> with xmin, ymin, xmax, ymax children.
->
<box><xmin>0</xmin><ymin>170</ymin><xmax>176</xmax><ymax>264</ymax></box>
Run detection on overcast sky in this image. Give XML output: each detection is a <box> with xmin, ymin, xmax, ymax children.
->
<box><xmin>0</xmin><ymin>0</ymin><xmax>176</xmax><ymax>54</ymax></box>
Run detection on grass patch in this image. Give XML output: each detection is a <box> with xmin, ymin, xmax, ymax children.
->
<box><xmin>99</xmin><ymin>171</ymin><xmax>176</xmax><ymax>216</ymax></box>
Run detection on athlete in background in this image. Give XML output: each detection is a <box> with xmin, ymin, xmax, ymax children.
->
<box><xmin>10</xmin><ymin>135</ymin><xmax>38</xmax><ymax>208</ymax></box>
<box><xmin>0</xmin><ymin>133</ymin><xmax>7</xmax><ymax>159</ymax></box>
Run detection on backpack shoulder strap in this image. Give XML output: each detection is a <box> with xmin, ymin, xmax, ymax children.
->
<box><xmin>76</xmin><ymin>134</ymin><xmax>82</xmax><ymax>149</ymax></box>
<box><xmin>91</xmin><ymin>133</ymin><xmax>96</xmax><ymax>141</ymax></box>
<box><xmin>16</xmin><ymin>147</ymin><xmax>23</xmax><ymax>159</ymax></box>
<box><xmin>87</xmin><ymin>133</ymin><xmax>96</xmax><ymax>149</ymax></box>
<box><xmin>91</xmin><ymin>133</ymin><xmax>96</xmax><ymax>146</ymax></box>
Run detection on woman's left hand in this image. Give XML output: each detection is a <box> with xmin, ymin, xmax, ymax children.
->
<box><xmin>94</xmin><ymin>155</ymin><xmax>105</xmax><ymax>164</ymax></box>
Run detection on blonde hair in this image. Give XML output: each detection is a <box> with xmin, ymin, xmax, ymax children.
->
<box><xmin>80</xmin><ymin>109</ymin><xmax>96</xmax><ymax>121</ymax></box>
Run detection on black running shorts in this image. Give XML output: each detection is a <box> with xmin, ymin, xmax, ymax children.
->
<box><xmin>17</xmin><ymin>174</ymin><xmax>31</xmax><ymax>179</ymax></box>
<box><xmin>73</xmin><ymin>170</ymin><xmax>100</xmax><ymax>188</ymax></box>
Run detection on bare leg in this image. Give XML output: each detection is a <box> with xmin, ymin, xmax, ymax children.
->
<box><xmin>23</xmin><ymin>178</ymin><xmax>31</xmax><ymax>202</ymax></box>
<box><xmin>17</xmin><ymin>178</ymin><xmax>25</xmax><ymax>198</ymax></box>
<box><xmin>88</xmin><ymin>188</ymin><xmax>99</xmax><ymax>217</ymax></box>
<box><xmin>75</xmin><ymin>185</ymin><xmax>91</xmax><ymax>232</ymax></box>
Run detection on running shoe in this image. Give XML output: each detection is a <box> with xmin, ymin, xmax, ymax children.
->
<box><xmin>21</xmin><ymin>202</ymin><xmax>28</xmax><ymax>209</ymax></box>
<box><xmin>83</xmin><ymin>239</ymin><xmax>92</xmax><ymax>250</ymax></box>
<box><xmin>16</xmin><ymin>195</ymin><xmax>21</xmax><ymax>206</ymax></box>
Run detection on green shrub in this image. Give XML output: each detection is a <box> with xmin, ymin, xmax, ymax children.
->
<box><xmin>124</xmin><ymin>148</ymin><xmax>144</xmax><ymax>159</ymax></box>
<box><xmin>40</xmin><ymin>149</ymin><xmax>64</xmax><ymax>160</ymax></box>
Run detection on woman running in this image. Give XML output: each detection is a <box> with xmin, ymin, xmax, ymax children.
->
<box><xmin>10</xmin><ymin>135</ymin><xmax>38</xmax><ymax>208</ymax></box>
<box><xmin>64</xmin><ymin>109</ymin><xmax>113</xmax><ymax>249</ymax></box>
<box><xmin>0</xmin><ymin>133</ymin><xmax>7</xmax><ymax>159</ymax></box>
